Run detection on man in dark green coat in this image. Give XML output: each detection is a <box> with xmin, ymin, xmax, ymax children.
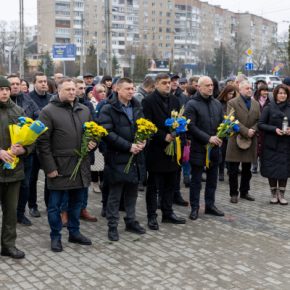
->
<box><xmin>37</xmin><ymin>78</ymin><xmax>96</xmax><ymax>252</ymax></box>
<box><xmin>0</xmin><ymin>76</ymin><xmax>33</xmax><ymax>259</ymax></box>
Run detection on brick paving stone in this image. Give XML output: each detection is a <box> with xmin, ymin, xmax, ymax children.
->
<box><xmin>1</xmin><ymin>174</ymin><xmax>290</xmax><ymax>289</ymax></box>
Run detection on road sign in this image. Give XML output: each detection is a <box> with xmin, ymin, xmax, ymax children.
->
<box><xmin>52</xmin><ymin>44</ymin><xmax>76</xmax><ymax>61</ymax></box>
<box><xmin>245</xmin><ymin>63</ymin><xmax>254</xmax><ymax>71</ymax></box>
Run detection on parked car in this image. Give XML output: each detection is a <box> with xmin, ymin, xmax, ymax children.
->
<box><xmin>251</xmin><ymin>75</ymin><xmax>282</xmax><ymax>91</ymax></box>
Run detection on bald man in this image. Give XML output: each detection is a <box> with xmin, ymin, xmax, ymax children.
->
<box><xmin>184</xmin><ymin>76</ymin><xmax>225</xmax><ymax>220</ymax></box>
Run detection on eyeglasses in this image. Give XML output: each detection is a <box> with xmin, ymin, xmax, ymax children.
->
<box><xmin>97</xmin><ymin>90</ymin><xmax>106</xmax><ymax>93</ymax></box>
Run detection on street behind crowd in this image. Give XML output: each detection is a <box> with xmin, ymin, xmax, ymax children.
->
<box><xmin>1</xmin><ymin>173</ymin><xmax>290</xmax><ymax>290</ymax></box>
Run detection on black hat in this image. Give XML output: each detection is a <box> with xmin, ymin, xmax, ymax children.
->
<box><xmin>83</xmin><ymin>72</ymin><xmax>94</xmax><ymax>78</ymax></box>
<box><xmin>0</xmin><ymin>76</ymin><xmax>11</xmax><ymax>89</ymax></box>
<box><xmin>170</xmin><ymin>74</ymin><xmax>180</xmax><ymax>80</ymax></box>
<box><xmin>85</xmin><ymin>86</ymin><xmax>94</xmax><ymax>96</ymax></box>
<box><xmin>179</xmin><ymin>77</ymin><xmax>188</xmax><ymax>84</ymax></box>
<box><xmin>283</xmin><ymin>77</ymin><xmax>290</xmax><ymax>86</ymax></box>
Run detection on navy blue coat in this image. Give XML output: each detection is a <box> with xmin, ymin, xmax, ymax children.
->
<box><xmin>98</xmin><ymin>94</ymin><xmax>145</xmax><ymax>184</ymax></box>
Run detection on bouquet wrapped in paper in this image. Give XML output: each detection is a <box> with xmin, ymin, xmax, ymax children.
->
<box><xmin>4</xmin><ymin>117</ymin><xmax>48</xmax><ymax>169</ymax></box>
<box><xmin>164</xmin><ymin>106</ymin><xmax>190</xmax><ymax>165</ymax></box>
<box><xmin>124</xmin><ymin>118</ymin><xmax>157</xmax><ymax>174</ymax></box>
<box><xmin>70</xmin><ymin>121</ymin><xmax>108</xmax><ymax>180</ymax></box>
<box><xmin>205</xmin><ymin>109</ymin><xmax>240</xmax><ymax>168</ymax></box>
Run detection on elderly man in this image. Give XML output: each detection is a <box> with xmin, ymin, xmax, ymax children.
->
<box><xmin>184</xmin><ymin>76</ymin><xmax>224</xmax><ymax>220</ymax></box>
<box><xmin>226</xmin><ymin>80</ymin><xmax>260</xmax><ymax>203</ymax></box>
<box><xmin>37</xmin><ymin>78</ymin><xmax>96</xmax><ymax>252</ymax></box>
<box><xmin>0</xmin><ymin>76</ymin><xmax>34</xmax><ymax>259</ymax></box>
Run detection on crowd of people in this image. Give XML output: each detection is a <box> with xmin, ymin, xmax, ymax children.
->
<box><xmin>0</xmin><ymin>71</ymin><xmax>290</xmax><ymax>259</ymax></box>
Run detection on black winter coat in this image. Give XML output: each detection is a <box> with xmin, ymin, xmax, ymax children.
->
<box><xmin>184</xmin><ymin>93</ymin><xmax>223</xmax><ymax>166</ymax></box>
<box><xmin>142</xmin><ymin>89</ymin><xmax>181</xmax><ymax>172</ymax></box>
<box><xmin>98</xmin><ymin>94</ymin><xmax>145</xmax><ymax>184</ymax></box>
<box><xmin>11</xmin><ymin>93</ymin><xmax>40</xmax><ymax>119</ymax></box>
<box><xmin>258</xmin><ymin>101</ymin><xmax>290</xmax><ymax>179</ymax></box>
<box><xmin>37</xmin><ymin>95</ymin><xmax>92</xmax><ymax>190</ymax></box>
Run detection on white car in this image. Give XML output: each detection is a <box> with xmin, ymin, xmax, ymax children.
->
<box><xmin>251</xmin><ymin>75</ymin><xmax>282</xmax><ymax>91</ymax></box>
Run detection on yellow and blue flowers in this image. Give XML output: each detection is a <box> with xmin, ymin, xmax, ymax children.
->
<box><xmin>3</xmin><ymin>117</ymin><xmax>48</xmax><ymax>170</ymax></box>
<box><xmin>205</xmin><ymin>109</ymin><xmax>240</xmax><ymax>168</ymax></box>
<box><xmin>70</xmin><ymin>121</ymin><xmax>108</xmax><ymax>180</ymax></box>
<box><xmin>164</xmin><ymin>106</ymin><xmax>190</xmax><ymax>165</ymax></box>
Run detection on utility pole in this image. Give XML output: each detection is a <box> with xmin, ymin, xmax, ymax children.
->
<box><xmin>220</xmin><ymin>41</ymin><xmax>224</xmax><ymax>80</ymax></box>
<box><xmin>80</xmin><ymin>13</ymin><xmax>84</xmax><ymax>76</ymax></box>
<box><xmin>19</xmin><ymin>0</ymin><xmax>24</xmax><ymax>78</ymax></box>
<box><xmin>104</xmin><ymin>0</ymin><xmax>112</xmax><ymax>75</ymax></box>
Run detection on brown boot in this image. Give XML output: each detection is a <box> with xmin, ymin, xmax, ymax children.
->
<box><xmin>270</xmin><ymin>188</ymin><xmax>278</xmax><ymax>204</ymax></box>
<box><xmin>80</xmin><ymin>208</ymin><xmax>98</xmax><ymax>222</ymax></box>
<box><xmin>278</xmin><ymin>188</ymin><xmax>288</xmax><ymax>205</ymax></box>
<box><xmin>61</xmin><ymin>211</ymin><xmax>68</xmax><ymax>227</ymax></box>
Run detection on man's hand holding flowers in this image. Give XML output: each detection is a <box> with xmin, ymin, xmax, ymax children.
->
<box><xmin>209</xmin><ymin>136</ymin><xmax>222</xmax><ymax>146</ymax></box>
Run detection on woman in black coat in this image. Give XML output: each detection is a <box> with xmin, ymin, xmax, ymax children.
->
<box><xmin>258</xmin><ymin>84</ymin><xmax>290</xmax><ymax>205</ymax></box>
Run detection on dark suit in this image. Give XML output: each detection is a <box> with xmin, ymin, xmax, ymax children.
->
<box><xmin>142</xmin><ymin>89</ymin><xmax>180</xmax><ymax>218</ymax></box>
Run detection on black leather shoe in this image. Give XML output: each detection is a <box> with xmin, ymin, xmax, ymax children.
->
<box><xmin>230</xmin><ymin>196</ymin><xmax>238</xmax><ymax>203</ymax></box>
<box><xmin>108</xmin><ymin>227</ymin><xmax>119</xmax><ymax>241</ymax></box>
<box><xmin>204</xmin><ymin>205</ymin><xmax>224</xmax><ymax>216</ymax></box>
<box><xmin>189</xmin><ymin>208</ymin><xmax>199</xmax><ymax>220</ymax></box>
<box><xmin>126</xmin><ymin>221</ymin><xmax>146</xmax><ymax>234</ymax></box>
<box><xmin>29</xmin><ymin>207</ymin><xmax>41</xmax><ymax>218</ymax></box>
<box><xmin>173</xmin><ymin>195</ymin><xmax>189</xmax><ymax>207</ymax></box>
<box><xmin>240</xmin><ymin>194</ymin><xmax>255</xmax><ymax>201</ymax></box>
<box><xmin>68</xmin><ymin>233</ymin><xmax>92</xmax><ymax>245</ymax></box>
<box><xmin>1</xmin><ymin>247</ymin><xmax>25</xmax><ymax>259</ymax></box>
<box><xmin>148</xmin><ymin>216</ymin><xmax>159</xmax><ymax>230</ymax></box>
<box><xmin>51</xmin><ymin>240</ymin><xmax>63</xmax><ymax>252</ymax></box>
<box><xmin>17</xmin><ymin>215</ymin><xmax>32</xmax><ymax>226</ymax></box>
<box><xmin>162</xmin><ymin>213</ymin><xmax>186</xmax><ymax>224</ymax></box>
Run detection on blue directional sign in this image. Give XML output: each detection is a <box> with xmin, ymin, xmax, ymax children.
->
<box><xmin>245</xmin><ymin>62</ymin><xmax>254</xmax><ymax>71</ymax></box>
<box><xmin>52</xmin><ymin>44</ymin><xmax>76</xmax><ymax>61</ymax></box>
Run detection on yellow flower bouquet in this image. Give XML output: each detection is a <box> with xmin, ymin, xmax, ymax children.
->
<box><xmin>3</xmin><ymin>116</ymin><xmax>48</xmax><ymax>169</ymax></box>
<box><xmin>205</xmin><ymin>109</ymin><xmax>240</xmax><ymax>168</ymax></box>
<box><xmin>70</xmin><ymin>121</ymin><xmax>108</xmax><ymax>180</ymax></box>
<box><xmin>124</xmin><ymin>118</ymin><xmax>157</xmax><ymax>174</ymax></box>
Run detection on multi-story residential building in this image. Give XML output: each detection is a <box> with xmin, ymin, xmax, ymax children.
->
<box><xmin>37</xmin><ymin>0</ymin><xmax>278</xmax><ymax>74</ymax></box>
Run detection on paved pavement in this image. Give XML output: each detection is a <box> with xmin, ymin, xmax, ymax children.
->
<box><xmin>1</xmin><ymin>173</ymin><xmax>290</xmax><ymax>289</ymax></box>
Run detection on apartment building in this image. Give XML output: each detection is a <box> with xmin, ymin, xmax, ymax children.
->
<box><xmin>37</xmin><ymin>0</ymin><xmax>277</xmax><ymax>71</ymax></box>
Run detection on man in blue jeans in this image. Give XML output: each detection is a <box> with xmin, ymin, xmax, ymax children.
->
<box><xmin>37</xmin><ymin>78</ymin><xmax>96</xmax><ymax>252</ymax></box>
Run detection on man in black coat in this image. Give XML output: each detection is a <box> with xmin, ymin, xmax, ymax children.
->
<box><xmin>142</xmin><ymin>73</ymin><xmax>186</xmax><ymax>230</ymax></box>
<box><xmin>98</xmin><ymin>78</ymin><xmax>146</xmax><ymax>241</ymax></box>
<box><xmin>28</xmin><ymin>72</ymin><xmax>51</xmax><ymax>217</ymax></box>
<box><xmin>184</xmin><ymin>76</ymin><xmax>224</xmax><ymax>220</ymax></box>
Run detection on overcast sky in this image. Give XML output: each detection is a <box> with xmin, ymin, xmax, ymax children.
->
<box><xmin>0</xmin><ymin>0</ymin><xmax>289</xmax><ymax>36</ymax></box>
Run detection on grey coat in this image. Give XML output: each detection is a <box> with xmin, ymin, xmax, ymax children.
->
<box><xmin>37</xmin><ymin>95</ymin><xmax>92</xmax><ymax>190</ymax></box>
<box><xmin>225</xmin><ymin>96</ymin><xmax>260</xmax><ymax>163</ymax></box>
